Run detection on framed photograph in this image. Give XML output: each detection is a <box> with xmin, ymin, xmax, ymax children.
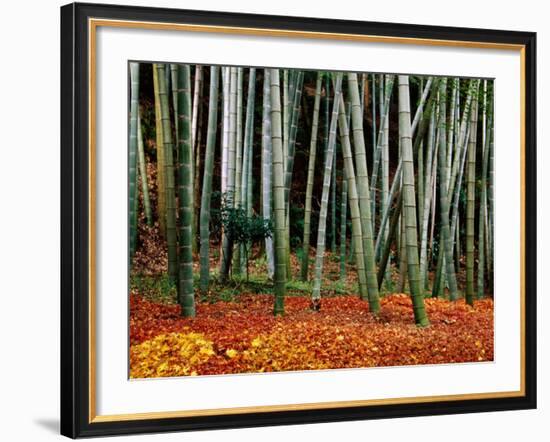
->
<box><xmin>60</xmin><ymin>2</ymin><xmax>536</xmax><ymax>438</ymax></box>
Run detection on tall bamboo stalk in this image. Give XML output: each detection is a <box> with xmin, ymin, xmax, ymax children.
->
<box><xmin>284</xmin><ymin>71</ymin><xmax>304</xmax><ymax>276</ymax></box>
<box><xmin>478</xmin><ymin>89</ymin><xmax>492</xmax><ymax>299</ymax></box>
<box><xmin>221</xmin><ymin>67</ymin><xmax>230</xmax><ymax>195</ymax></box>
<box><xmin>374</xmin><ymin>160</ymin><xmax>402</xmax><ymax>259</ymax></box>
<box><xmin>137</xmin><ymin>112</ymin><xmax>152</xmax><ymax>226</ymax></box>
<box><xmin>233</xmin><ymin>68</ymin><xmax>244</xmax><ymax>275</ymax></box>
<box><xmin>301</xmin><ymin>72</ymin><xmax>323</xmax><ymax>281</ymax></box>
<box><xmin>340</xmin><ymin>178</ymin><xmax>348</xmax><ymax>280</ymax></box>
<box><xmin>176</xmin><ymin>64</ymin><xmax>195</xmax><ymax>317</ymax></box>
<box><xmin>239</xmin><ymin>68</ymin><xmax>256</xmax><ymax>273</ymax></box>
<box><xmin>270</xmin><ymin>68</ymin><xmax>287</xmax><ymax>315</ymax></box>
<box><xmin>219</xmin><ymin>67</ymin><xmax>238</xmax><ymax>281</ymax></box>
<box><xmin>465</xmin><ymin>82</ymin><xmax>480</xmax><ymax>306</ymax></box>
<box><xmin>337</xmin><ymin>89</ymin><xmax>369</xmax><ymax>302</ymax></box>
<box><xmin>419</xmin><ymin>107</ymin><xmax>437</xmax><ymax>289</ymax></box>
<box><xmin>192</xmin><ymin>66</ymin><xmax>204</xmax><ymax>255</ymax></box>
<box><xmin>377</xmin><ymin>191</ymin><xmax>402</xmax><ymax>288</ymax></box>
<box><xmin>398</xmin><ymin>75</ymin><xmax>430</xmax><ymax>327</ymax></box>
<box><xmin>312</xmin><ymin>73</ymin><xmax>343</xmax><ymax>305</ymax></box>
<box><xmin>152</xmin><ymin>64</ymin><xmax>166</xmax><ymax>237</ymax></box>
<box><xmin>191</xmin><ymin>65</ymin><xmax>202</xmax><ymax>150</ymax></box>
<box><xmin>129</xmin><ymin>62</ymin><xmax>139</xmax><ymax>262</ymax></box>
<box><xmin>487</xmin><ymin>112</ymin><xmax>494</xmax><ymax>277</ymax></box>
<box><xmin>169</xmin><ymin>64</ymin><xmax>178</xmax><ymax>134</ymax></box>
<box><xmin>370</xmin><ymin>75</ymin><xmax>395</xmax><ymax>227</ymax></box>
<box><xmin>156</xmin><ymin>63</ymin><xmax>178</xmax><ymax>283</ymax></box>
<box><xmin>437</xmin><ymin>79</ymin><xmax>459</xmax><ymax>300</ymax></box>
<box><xmin>262</xmin><ymin>69</ymin><xmax>275</xmax><ymax>279</ymax></box>
<box><xmin>199</xmin><ymin>66</ymin><xmax>219</xmax><ymax>293</ymax></box>
<box><xmin>347</xmin><ymin>73</ymin><xmax>380</xmax><ymax>312</ymax></box>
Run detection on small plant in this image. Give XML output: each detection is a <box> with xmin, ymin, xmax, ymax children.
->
<box><xmin>218</xmin><ymin>193</ymin><xmax>273</xmax><ymax>280</ymax></box>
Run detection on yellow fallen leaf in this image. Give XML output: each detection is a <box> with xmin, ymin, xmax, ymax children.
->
<box><xmin>226</xmin><ymin>349</ymin><xmax>238</xmax><ymax>359</ymax></box>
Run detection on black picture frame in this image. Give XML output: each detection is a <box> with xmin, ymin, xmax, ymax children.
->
<box><xmin>61</xmin><ymin>2</ymin><xmax>537</xmax><ymax>438</ymax></box>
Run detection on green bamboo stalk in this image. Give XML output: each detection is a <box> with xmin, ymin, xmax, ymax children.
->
<box><xmin>371</xmin><ymin>74</ymin><xmax>377</xmax><ymax>169</ymax></box>
<box><xmin>398</xmin><ymin>75</ymin><xmax>429</xmax><ymax>327</ymax></box>
<box><xmin>191</xmin><ymin>65</ymin><xmax>202</xmax><ymax>150</ymax></box>
<box><xmin>478</xmin><ymin>91</ymin><xmax>493</xmax><ymax>299</ymax></box>
<box><xmin>437</xmin><ymin>78</ymin><xmax>459</xmax><ymax>300</ymax></box>
<box><xmin>169</xmin><ymin>64</ymin><xmax>178</xmax><ymax>134</ymax></box>
<box><xmin>221</xmin><ymin>67</ymin><xmax>230</xmax><ymax>195</ymax></box>
<box><xmin>347</xmin><ymin>73</ymin><xmax>380</xmax><ymax>312</ymax></box>
<box><xmin>192</xmin><ymin>66</ymin><xmax>204</xmax><ymax>256</ymax></box>
<box><xmin>152</xmin><ymin>64</ymin><xmax>166</xmax><ymax>237</ymax></box>
<box><xmin>446</xmin><ymin>79</ymin><xmax>459</xmax><ymax>189</ymax></box>
<box><xmin>262</xmin><ymin>69</ymin><xmax>275</xmax><ymax>279</ymax></box>
<box><xmin>233</xmin><ymin>68</ymin><xmax>244</xmax><ymax>276</ymax></box>
<box><xmin>301</xmin><ymin>72</ymin><xmax>323</xmax><ymax>281</ymax></box>
<box><xmin>377</xmin><ymin>191</ymin><xmax>402</xmax><ymax>288</ymax></box>
<box><xmin>450</xmin><ymin>124</ymin><xmax>471</xmax><ymax>255</ymax></box>
<box><xmin>137</xmin><ymin>112</ymin><xmax>152</xmax><ymax>226</ymax></box>
<box><xmin>411</xmin><ymin>77</ymin><xmax>434</xmax><ymax>136</ymax></box>
<box><xmin>330</xmin><ymin>132</ymin><xmax>337</xmax><ymax>252</ymax></box>
<box><xmin>219</xmin><ymin>67</ymin><xmax>238</xmax><ymax>281</ymax></box>
<box><xmin>340</xmin><ymin>178</ymin><xmax>348</xmax><ymax>280</ymax></box>
<box><xmin>312</xmin><ymin>73</ymin><xmax>343</xmax><ymax>305</ymax></box>
<box><xmin>370</xmin><ymin>75</ymin><xmax>395</xmax><ymax>227</ymax></box>
<box><xmin>397</xmin><ymin>204</ymin><xmax>408</xmax><ymax>294</ymax></box>
<box><xmin>270</xmin><ymin>68</ymin><xmax>287</xmax><ymax>316</ymax></box>
<box><xmin>411</xmin><ymin>78</ymin><xmax>441</xmax><ymax>156</ymax></box>
<box><xmin>381</xmin><ymin>78</ymin><xmax>390</xmax><ymax>273</ymax></box>
<box><xmin>337</xmin><ymin>89</ymin><xmax>369</xmax><ymax>302</ymax></box>
<box><xmin>487</xmin><ymin>109</ymin><xmax>494</xmax><ymax>276</ymax></box>
<box><xmin>199</xmin><ymin>66</ymin><xmax>219</xmax><ymax>293</ymax></box>
<box><xmin>417</xmin><ymin>78</ymin><xmax>425</xmax><ymax>259</ymax></box>
<box><xmin>374</xmin><ymin>160</ymin><xmax>402</xmax><ymax>259</ymax></box>
<box><xmin>156</xmin><ymin>63</ymin><xmax>178</xmax><ymax>283</ymax></box>
<box><xmin>240</xmin><ymin>68</ymin><xmax>256</xmax><ymax>273</ymax></box>
<box><xmin>419</xmin><ymin>114</ymin><xmax>437</xmax><ymax>291</ymax></box>
<box><xmin>129</xmin><ymin>63</ymin><xmax>139</xmax><ymax>262</ymax></box>
<box><xmin>465</xmin><ymin>82</ymin><xmax>480</xmax><ymax>306</ymax></box>
<box><xmin>448</xmin><ymin>80</ymin><xmax>477</xmax><ymax>200</ymax></box>
<box><xmin>284</xmin><ymin>71</ymin><xmax>304</xmax><ymax>276</ymax></box>
<box><xmin>176</xmin><ymin>64</ymin><xmax>195</xmax><ymax>317</ymax></box>
<box><xmin>284</xmin><ymin>71</ymin><xmax>304</xmax><ymax>200</ymax></box>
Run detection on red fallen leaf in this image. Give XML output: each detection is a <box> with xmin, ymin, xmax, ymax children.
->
<box><xmin>129</xmin><ymin>294</ymin><xmax>494</xmax><ymax>378</ymax></box>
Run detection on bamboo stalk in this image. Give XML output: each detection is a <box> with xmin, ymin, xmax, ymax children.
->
<box><xmin>312</xmin><ymin>73</ymin><xmax>343</xmax><ymax>305</ymax></box>
<box><xmin>301</xmin><ymin>72</ymin><xmax>323</xmax><ymax>281</ymax></box>
<box><xmin>199</xmin><ymin>66</ymin><xmax>220</xmax><ymax>293</ymax></box>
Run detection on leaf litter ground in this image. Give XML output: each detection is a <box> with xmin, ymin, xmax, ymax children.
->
<box><xmin>130</xmin><ymin>292</ymin><xmax>493</xmax><ymax>378</ymax></box>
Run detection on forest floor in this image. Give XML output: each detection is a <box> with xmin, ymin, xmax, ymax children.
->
<box><xmin>129</xmin><ymin>242</ymin><xmax>494</xmax><ymax>379</ymax></box>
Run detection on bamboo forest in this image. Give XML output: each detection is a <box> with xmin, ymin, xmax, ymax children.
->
<box><xmin>129</xmin><ymin>62</ymin><xmax>494</xmax><ymax>379</ymax></box>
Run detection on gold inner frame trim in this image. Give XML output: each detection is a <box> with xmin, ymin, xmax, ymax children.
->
<box><xmin>88</xmin><ymin>17</ymin><xmax>527</xmax><ymax>424</ymax></box>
